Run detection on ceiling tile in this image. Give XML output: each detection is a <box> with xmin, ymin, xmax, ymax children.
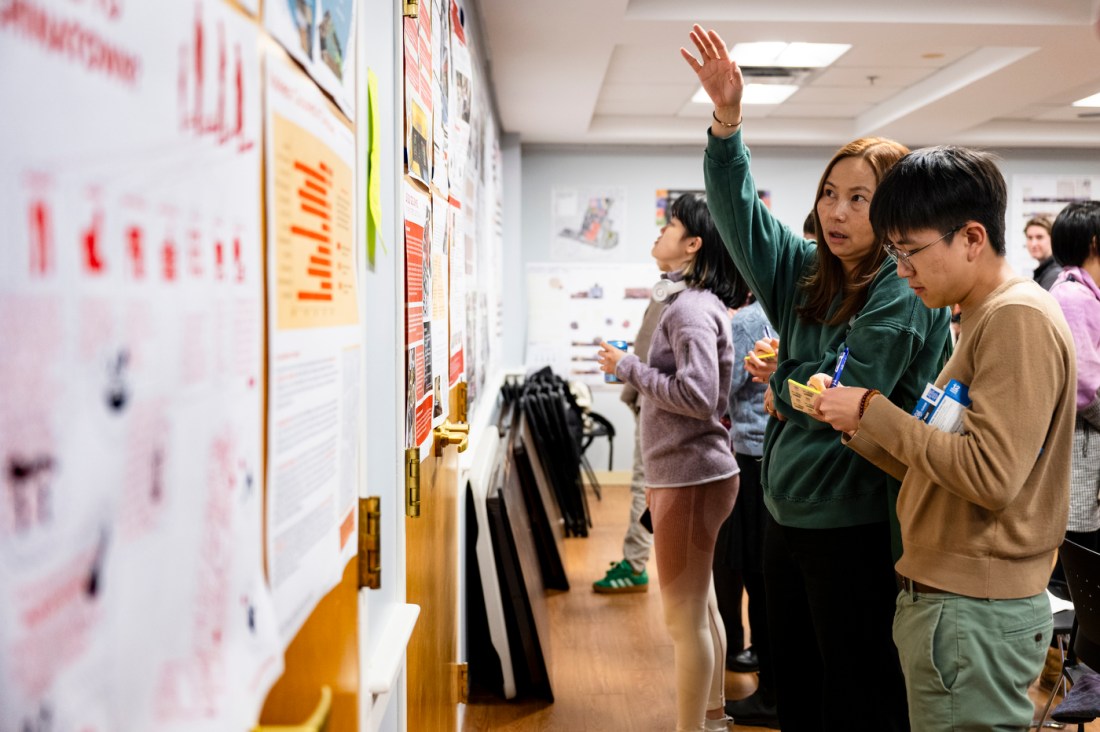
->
<box><xmin>773</xmin><ymin>103</ymin><xmax>872</xmax><ymax>119</ymax></box>
<box><xmin>813</xmin><ymin>65</ymin><xmax>936</xmax><ymax>88</ymax></box>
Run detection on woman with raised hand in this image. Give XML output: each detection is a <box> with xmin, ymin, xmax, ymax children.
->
<box><xmin>682</xmin><ymin>25</ymin><xmax>951</xmax><ymax>732</ymax></box>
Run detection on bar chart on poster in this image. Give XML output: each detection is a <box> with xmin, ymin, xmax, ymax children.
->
<box><xmin>270</xmin><ymin>115</ymin><xmax>357</xmax><ymax>328</ymax></box>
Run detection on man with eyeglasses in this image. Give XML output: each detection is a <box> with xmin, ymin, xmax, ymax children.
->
<box><xmin>813</xmin><ymin>146</ymin><xmax>1076</xmax><ymax>731</ymax></box>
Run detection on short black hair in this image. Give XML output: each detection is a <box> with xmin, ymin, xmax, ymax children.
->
<box><xmin>669</xmin><ymin>193</ymin><xmax>749</xmax><ymax>309</ymax></box>
<box><xmin>1052</xmin><ymin>201</ymin><xmax>1100</xmax><ymax>268</ymax></box>
<box><xmin>869</xmin><ymin>146</ymin><xmax>1007</xmax><ymax>256</ymax></box>
<box><xmin>802</xmin><ymin>211</ymin><xmax>816</xmax><ymax>239</ymax></box>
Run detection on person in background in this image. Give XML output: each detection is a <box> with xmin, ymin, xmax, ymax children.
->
<box><xmin>814</xmin><ymin>145</ymin><xmax>1074</xmax><ymax>732</ymax></box>
<box><xmin>714</xmin><ymin>289</ymin><xmax>779</xmax><ymax>728</ymax></box>
<box><xmin>803</xmin><ymin>211</ymin><xmax>817</xmax><ymax>241</ymax></box>
<box><xmin>1025</xmin><ymin>214</ymin><xmax>1063</xmax><ymax>290</ymax></box>
<box><xmin>683</xmin><ymin>24</ymin><xmax>950</xmax><ymax>731</ymax></box>
<box><xmin>1050</xmin><ymin>201</ymin><xmax>1100</xmax><ymax>554</ymax></box>
<box><xmin>597</xmin><ymin>193</ymin><xmax>742</xmax><ymax>732</ymax></box>
<box><xmin>593</xmin><ymin>293</ymin><xmax>666</xmax><ymax>593</ymax></box>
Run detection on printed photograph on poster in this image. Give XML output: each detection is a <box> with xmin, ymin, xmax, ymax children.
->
<box><xmin>318</xmin><ymin>0</ymin><xmax>354</xmax><ymax>79</ymax></box>
<box><xmin>655</xmin><ymin>188</ymin><xmax>770</xmax><ymax>226</ymax></box>
<box><xmin>551</xmin><ymin>186</ymin><xmax>626</xmax><ymax>260</ymax></box>
<box><xmin>0</xmin><ymin>1</ymin><xmax>282</xmax><ymax>729</ymax></box>
<box><xmin>1010</xmin><ymin>174</ymin><xmax>1100</xmax><ymax>278</ymax></box>
<box><xmin>525</xmin><ymin>263</ymin><xmax>657</xmax><ymax>387</ymax></box>
<box><xmin>264</xmin><ymin>0</ymin><xmax>357</xmax><ymax>119</ymax></box>
<box><xmin>431</xmin><ymin>0</ymin><xmax>451</xmax><ymax>196</ymax></box>
<box><xmin>264</xmin><ymin>51</ymin><xmax>361</xmax><ymax>644</ymax></box>
<box><xmin>403</xmin><ymin>7</ymin><xmax>433</xmax><ymax>187</ymax></box>
<box><xmin>266</xmin><ymin>0</ymin><xmax>316</xmax><ymax>68</ymax></box>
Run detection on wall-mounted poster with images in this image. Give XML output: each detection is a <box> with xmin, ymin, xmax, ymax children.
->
<box><xmin>551</xmin><ymin>186</ymin><xmax>626</xmax><ymax>261</ymax></box>
<box><xmin>403</xmin><ymin>184</ymin><xmax>435</xmax><ymax>456</ymax></box>
<box><xmin>1010</xmin><ymin>174</ymin><xmax>1100</xmax><ymax>278</ymax></box>
<box><xmin>655</xmin><ymin>188</ymin><xmax>770</xmax><ymax>227</ymax></box>
<box><xmin>0</xmin><ymin>2</ymin><xmax>282</xmax><ymax>729</ymax></box>
<box><xmin>264</xmin><ymin>51</ymin><xmax>362</xmax><ymax>643</ymax></box>
<box><xmin>525</xmin><ymin>263</ymin><xmax>659</xmax><ymax>388</ymax></box>
<box><xmin>402</xmin><ymin>4</ymin><xmax>433</xmax><ymax>188</ymax></box>
<box><xmin>264</xmin><ymin>0</ymin><xmax>357</xmax><ymax>119</ymax></box>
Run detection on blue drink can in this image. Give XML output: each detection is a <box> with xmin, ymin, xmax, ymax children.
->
<box><xmin>604</xmin><ymin>340</ymin><xmax>629</xmax><ymax>383</ymax></box>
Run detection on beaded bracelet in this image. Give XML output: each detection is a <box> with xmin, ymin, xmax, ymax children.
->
<box><xmin>712</xmin><ymin>110</ymin><xmax>742</xmax><ymax>129</ymax></box>
<box><xmin>858</xmin><ymin>389</ymin><xmax>881</xmax><ymax>420</ymax></box>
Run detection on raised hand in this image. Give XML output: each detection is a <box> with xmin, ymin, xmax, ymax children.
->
<box><xmin>680</xmin><ymin>24</ymin><xmax>743</xmax><ymax>127</ymax></box>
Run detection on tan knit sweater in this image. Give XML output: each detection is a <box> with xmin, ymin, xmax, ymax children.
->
<box><xmin>847</xmin><ymin>278</ymin><xmax>1075</xmax><ymax>599</ymax></box>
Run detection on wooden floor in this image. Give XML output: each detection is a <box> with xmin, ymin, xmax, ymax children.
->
<box><xmin>462</xmin><ymin>482</ymin><xmax>1095</xmax><ymax>731</ymax></box>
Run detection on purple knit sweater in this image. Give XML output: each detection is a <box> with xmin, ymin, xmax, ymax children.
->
<box><xmin>616</xmin><ymin>288</ymin><xmax>738</xmax><ymax>488</ymax></box>
<box><xmin>1051</xmin><ymin>266</ymin><xmax>1100</xmax><ymax>410</ymax></box>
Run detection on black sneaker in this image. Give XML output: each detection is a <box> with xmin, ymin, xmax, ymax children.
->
<box><xmin>725</xmin><ymin>688</ymin><xmax>779</xmax><ymax>729</ymax></box>
<box><xmin>727</xmin><ymin>646</ymin><xmax>759</xmax><ymax>672</ymax></box>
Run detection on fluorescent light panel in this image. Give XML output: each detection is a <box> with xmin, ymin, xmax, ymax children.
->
<box><xmin>730</xmin><ymin>41</ymin><xmax>850</xmax><ymax>68</ymax></box>
<box><xmin>692</xmin><ymin>83</ymin><xmax>799</xmax><ymax>106</ymax></box>
<box><xmin>1072</xmin><ymin>91</ymin><xmax>1100</xmax><ymax>107</ymax></box>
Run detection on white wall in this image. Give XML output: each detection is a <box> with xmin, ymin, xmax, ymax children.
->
<box><xmin>514</xmin><ymin>143</ymin><xmax>1100</xmax><ymax>471</ymax></box>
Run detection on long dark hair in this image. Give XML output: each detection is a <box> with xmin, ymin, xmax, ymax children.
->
<box><xmin>670</xmin><ymin>193</ymin><xmax>749</xmax><ymax>309</ymax></box>
<box><xmin>797</xmin><ymin>137</ymin><xmax>909</xmax><ymax>325</ymax></box>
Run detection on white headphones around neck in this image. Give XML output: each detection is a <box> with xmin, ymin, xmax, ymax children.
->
<box><xmin>652</xmin><ymin>278</ymin><xmax>688</xmax><ymax>303</ymax></box>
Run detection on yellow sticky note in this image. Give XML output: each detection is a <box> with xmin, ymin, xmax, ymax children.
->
<box><xmin>787</xmin><ymin>379</ymin><xmax>821</xmax><ymax>415</ymax></box>
<box><xmin>367</xmin><ymin>69</ymin><xmax>385</xmax><ymax>263</ymax></box>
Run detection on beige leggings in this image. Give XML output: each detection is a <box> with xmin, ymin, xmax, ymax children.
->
<box><xmin>649</xmin><ymin>475</ymin><xmax>740</xmax><ymax>732</ymax></box>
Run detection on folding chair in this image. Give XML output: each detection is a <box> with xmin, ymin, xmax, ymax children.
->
<box><xmin>1042</xmin><ymin>539</ymin><xmax>1100</xmax><ymax>730</ymax></box>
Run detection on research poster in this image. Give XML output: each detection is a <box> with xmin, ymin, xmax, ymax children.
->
<box><xmin>525</xmin><ymin>263</ymin><xmax>658</xmax><ymax>388</ymax></box>
<box><xmin>0</xmin><ymin>2</ymin><xmax>282</xmax><ymax>729</ymax></box>
<box><xmin>264</xmin><ymin>52</ymin><xmax>361</xmax><ymax>643</ymax></box>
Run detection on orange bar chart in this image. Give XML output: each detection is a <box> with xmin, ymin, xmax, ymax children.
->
<box><xmin>270</xmin><ymin>113</ymin><xmax>356</xmax><ymax>330</ymax></box>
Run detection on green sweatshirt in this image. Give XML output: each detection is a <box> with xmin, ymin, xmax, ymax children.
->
<box><xmin>704</xmin><ymin>129</ymin><xmax>951</xmax><ymax>530</ymax></box>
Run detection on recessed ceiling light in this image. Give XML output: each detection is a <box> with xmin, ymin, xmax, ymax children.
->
<box><xmin>693</xmin><ymin>84</ymin><xmax>799</xmax><ymax>105</ymax></box>
<box><xmin>729</xmin><ymin>42</ymin><xmax>850</xmax><ymax>68</ymax></box>
<box><xmin>1072</xmin><ymin>92</ymin><xmax>1100</xmax><ymax>107</ymax></box>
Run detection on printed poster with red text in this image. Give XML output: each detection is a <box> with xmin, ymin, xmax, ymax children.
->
<box><xmin>264</xmin><ymin>51</ymin><xmax>362</xmax><ymax>643</ymax></box>
<box><xmin>0</xmin><ymin>1</ymin><xmax>282</xmax><ymax>730</ymax></box>
<box><xmin>403</xmin><ymin>5</ymin><xmax>432</xmax><ymax>187</ymax></box>
<box><xmin>404</xmin><ymin>183</ymin><xmax>434</xmax><ymax>456</ymax></box>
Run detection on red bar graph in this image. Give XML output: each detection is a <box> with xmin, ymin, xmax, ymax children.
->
<box><xmin>292</xmin><ymin>157</ymin><xmax>334</xmax><ymax>302</ymax></box>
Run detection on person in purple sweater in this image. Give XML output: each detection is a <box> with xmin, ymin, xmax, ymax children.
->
<box><xmin>1050</xmin><ymin>201</ymin><xmax>1100</xmax><ymax>552</ymax></box>
<box><xmin>598</xmin><ymin>193</ymin><xmax>743</xmax><ymax>732</ymax></box>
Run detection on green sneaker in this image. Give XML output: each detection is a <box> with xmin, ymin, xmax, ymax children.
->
<box><xmin>592</xmin><ymin>559</ymin><xmax>648</xmax><ymax>593</ymax></box>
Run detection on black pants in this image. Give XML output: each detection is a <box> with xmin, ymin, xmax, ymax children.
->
<box><xmin>714</xmin><ymin>453</ymin><xmax>773</xmax><ymax>690</ymax></box>
<box><xmin>763</xmin><ymin>514</ymin><xmax>908</xmax><ymax>732</ymax></box>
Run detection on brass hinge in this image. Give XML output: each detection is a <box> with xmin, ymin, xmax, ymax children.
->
<box><xmin>454</xmin><ymin>663</ymin><xmax>469</xmax><ymax>704</ymax></box>
<box><xmin>358</xmin><ymin>496</ymin><xmax>381</xmax><ymax>589</ymax></box>
<box><xmin>402</xmin><ymin>0</ymin><xmax>418</xmax><ymax>18</ymax></box>
<box><xmin>433</xmin><ymin>420</ymin><xmax>470</xmax><ymax>457</ymax></box>
<box><xmin>405</xmin><ymin>447</ymin><xmax>421</xmax><ymax>518</ymax></box>
<box><xmin>454</xmin><ymin>382</ymin><xmax>469</xmax><ymax>424</ymax></box>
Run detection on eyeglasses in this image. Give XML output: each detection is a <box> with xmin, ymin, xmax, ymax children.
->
<box><xmin>882</xmin><ymin>225</ymin><xmax>963</xmax><ymax>270</ymax></box>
